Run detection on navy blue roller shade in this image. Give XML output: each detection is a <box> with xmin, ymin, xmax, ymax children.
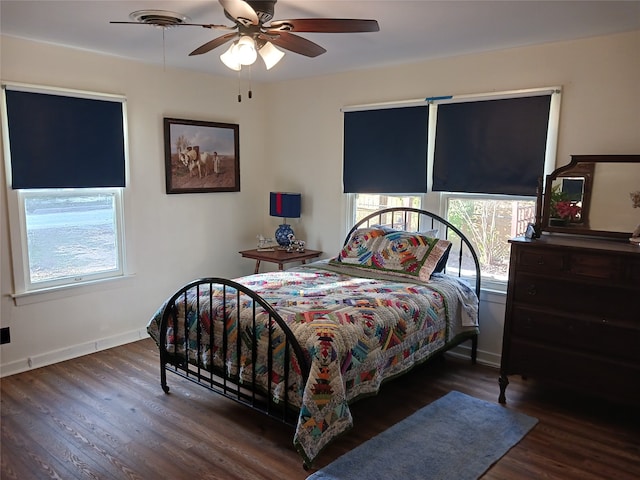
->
<box><xmin>433</xmin><ymin>95</ymin><xmax>551</xmax><ymax>196</ymax></box>
<box><xmin>343</xmin><ymin>106</ymin><xmax>429</xmax><ymax>193</ymax></box>
<box><xmin>5</xmin><ymin>89</ymin><xmax>126</xmax><ymax>189</ymax></box>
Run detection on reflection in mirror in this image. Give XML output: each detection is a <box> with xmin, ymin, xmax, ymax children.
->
<box><xmin>589</xmin><ymin>162</ymin><xmax>640</xmax><ymax>234</ymax></box>
<box><xmin>549</xmin><ymin>176</ymin><xmax>585</xmax><ymax>226</ymax></box>
<box><xmin>540</xmin><ymin>154</ymin><xmax>640</xmax><ymax>239</ymax></box>
<box><xmin>560</xmin><ymin>178</ymin><xmax>585</xmax><ymax>202</ymax></box>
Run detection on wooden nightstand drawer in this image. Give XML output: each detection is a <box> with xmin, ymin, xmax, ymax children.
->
<box><xmin>240</xmin><ymin>249</ymin><xmax>322</xmax><ymax>274</ymax></box>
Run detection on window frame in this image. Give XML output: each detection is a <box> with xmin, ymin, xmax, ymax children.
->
<box><xmin>439</xmin><ymin>191</ymin><xmax>537</xmax><ymax>291</ymax></box>
<box><xmin>345</xmin><ymin>87</ymin><xmax>562</xmax><ymax>291</ymax></box>
<box><xmin>17</xmin><ymin>188</ymin><xmax>126</xmax><ymax>291</ymax></box>
<box><xmin>350</xmin><ymin>192</ymin><xmax>536</xmax><ymax>292</ymax></box>
<box><xmin>1</xmin><ymin>83</ymin><xmax>131</xmax><ymax>303</ymax></box>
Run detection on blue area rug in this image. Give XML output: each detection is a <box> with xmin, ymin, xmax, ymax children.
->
<box><xmin>306</xmin><ymin>391</ymin><xmax>538</xmax><ymax>480</ymax></box>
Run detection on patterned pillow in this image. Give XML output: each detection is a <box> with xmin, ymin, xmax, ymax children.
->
<box><xmin>330</xmin><ymin>227</ymin><xmax>452</xmax><ymax>282</ymax></box>
<box><xmin>433</xmin><ymin>242</ymin><xmax>452</xmax><ymax>274</ymax></box>
<box><xmin>372</xmin><ymin>224</ymin><xmax>438</xmax><ymax>239</ymax></box>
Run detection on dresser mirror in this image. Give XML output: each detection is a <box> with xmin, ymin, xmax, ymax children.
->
<box><xmin>539</xmin><ymin>154</ymin><xmax>640</xmax><ymax>239</ymax></box>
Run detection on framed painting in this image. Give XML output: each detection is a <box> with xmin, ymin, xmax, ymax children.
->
<box><xmin>164</xmin><ymin>117</ymin><xmax>240</xmax><ymax>193</ymax></box>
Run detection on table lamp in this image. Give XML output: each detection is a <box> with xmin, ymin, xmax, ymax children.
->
<box><xmin>270</xmin><ymin>192</ymin><xmax>301</xmax><ymax>246</ymax></box>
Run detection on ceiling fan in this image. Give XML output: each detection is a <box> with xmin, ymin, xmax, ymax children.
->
<box><xmin>111</xmin><ymin>0</ymin><xmax>380</xmax><ymax>71</ymax></box>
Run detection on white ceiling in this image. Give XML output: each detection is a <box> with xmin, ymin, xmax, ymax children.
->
<box><xmin>2</xmin><ymin>1</ymin><xmax>639</xmax><ymax>83</ymax></box>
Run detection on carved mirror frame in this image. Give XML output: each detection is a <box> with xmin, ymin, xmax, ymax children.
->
<box><xmin>537</xmin><ymin>154</ymin><xmax>640</xmax><ymax>239</ymax></box>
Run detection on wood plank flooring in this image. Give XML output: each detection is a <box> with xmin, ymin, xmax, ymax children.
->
<box><xmin>2</xmin><ymin>338</ymin><xmax>638</xmax><ymax>479</ymax></box>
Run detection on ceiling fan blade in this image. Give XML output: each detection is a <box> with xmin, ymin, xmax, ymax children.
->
<box><xmin>219</xmin><ymin>0</ymin><xmax>259</xmax><ymax>26</ymax></box>
<box><xmin>266</xmin><ymin>31</ymin><xmax>326</xmax><ymax>58</ymax></box>
<box><xmin>110</xmin><ymin>21</ymin><xmax>234</xmax><ymax>31</ymax></box>
<box><xmin>189</xmin><ymin>32</ymin><xmax>239</xmax><ymax>56</ymax></box>
<box><xmin>268</xmin><ymin>18</ymin><xmax>380</xmax><ymax>33</ymax></box>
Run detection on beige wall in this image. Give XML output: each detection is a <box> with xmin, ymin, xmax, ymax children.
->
<box><xmin>261</xmin><ymin>29</ymin><xmax>640</xmax><ymax>365</ymax></box>
<box><xmin>1</xmin><ymin>30</ymin><xmax>639</xmax><ymax>375</ymax></box>
<box><xmin>263</xmin><ymin>30</ymin><xmax>640</xmax><ymax>252</ymax></box>
<box><xmin>0</xmin><ymin>35</ymin><xmax>272</xmax><ymax>375</ymax></box>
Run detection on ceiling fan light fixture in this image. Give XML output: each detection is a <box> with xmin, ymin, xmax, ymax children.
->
<box><xmin>234</xmin><ymin>36</ymin><xmax>258</xmax><ymax>65</ymax></box>
<box><xmin>258</xmin><ymin>41</ymin><xmax>285</xmax><ymax>70</ymax></box>
<box><xmin>220</xmin><ymin>43</ymin><xmax>242</xmax><ymax>71</ymax></box>
<box><xmin>115</xmin><ymin>2</ymin><xmax>380</xmax><ymax>75</ymax></box>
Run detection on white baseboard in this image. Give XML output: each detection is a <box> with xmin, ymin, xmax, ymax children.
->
<box><xmin>446</xmin><ymin>344</ymin><xmax>501</xmax><ymax>369</ymax></box>
<box><xmin>0</xmin><ymin>328</ymin><xmax>150</xmax><ymax>378</ymax></box>
<box><xmin>1</xmin><ymin>331</ymin><xmax>501</xmax><ymax>378</ymax></box>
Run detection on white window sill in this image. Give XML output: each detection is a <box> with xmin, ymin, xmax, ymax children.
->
<box><xmin>11</xmin><ymin>273</ymin><xmax>136</xmax><ymax>306</ymax></box>
<box><xmin>480</xmin><ymin>287</ymin><xmax>506</xmax><ymax>305</ymax></box>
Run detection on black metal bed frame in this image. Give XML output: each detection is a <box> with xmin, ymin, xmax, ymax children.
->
<box><xmin>159</xmin><ymin>278</ymin><xmax>310</xmax><ymax>426</ymax></box>
<box><xmin>155</xmin><ymin>207</ymin><xmax>481</xmax><ymax>464</ymax></box>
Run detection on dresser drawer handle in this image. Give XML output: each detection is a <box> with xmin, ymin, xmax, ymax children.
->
<box><xmin>537</xmin><ymin>256</ymin><xmax>545</xmax><ymax>265</ymax></box>
<box><xmin>527</xmin><ymin>284</ymin><xmax>537</xmax><ymax>296</ymax></box>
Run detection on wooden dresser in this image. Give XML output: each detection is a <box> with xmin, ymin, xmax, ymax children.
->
<box><xmin>499</xmin><ymin>234</ymin><xmax>640</xmax><ymax>407</ymax></box>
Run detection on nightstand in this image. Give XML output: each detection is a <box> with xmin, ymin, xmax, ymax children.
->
<box><xmin>239</xmin><ymin>248</ymin><xmax>322</xmax><ymax>274</ymax></box>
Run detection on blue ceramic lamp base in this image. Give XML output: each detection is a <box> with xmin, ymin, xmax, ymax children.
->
<box><xmin>275</xmin><ymin>224</ymin><xmax>295</xmax><ymax>246</ymax></box>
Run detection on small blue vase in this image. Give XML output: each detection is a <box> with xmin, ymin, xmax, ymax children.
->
<box><xmin>275</xmin><ymin>224</ymin><xmax>294</xmax><ymax>246</ymax></box>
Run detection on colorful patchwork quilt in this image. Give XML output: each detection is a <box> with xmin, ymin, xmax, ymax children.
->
<box><xmin>146</xmin><ymin>261</ymin><xmax>478</xmax><ymax>465</ymax></box>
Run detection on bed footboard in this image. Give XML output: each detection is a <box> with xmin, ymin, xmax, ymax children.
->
<box><xmin>157</xmin><ymin>278</ymin><xmax>311</xmax><ymax>427</ymax></box>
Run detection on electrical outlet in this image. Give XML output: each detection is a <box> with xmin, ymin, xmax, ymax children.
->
<box><xmin>0</xmin><ymin>327</ymin><xmax>10</xmax><ymax>344</ymax></box>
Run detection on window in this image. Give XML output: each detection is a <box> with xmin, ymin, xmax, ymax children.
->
<box><xmin>354</xmin><ymin>194</ymin><xmax>535</xmax><ymax>286</ymax></box>
<box><xmin>346</xmin><ymin>88</ymin><xmax>561</xmax><ymax>290</ymax></box>
<box><xmin>2</xmin><ymin>83</ymin><xmax>128</xmax><ymax>298</ymax></box>
<box><xmin>442</xmin><ymin>194</ymin><xmax>536</xmax><ymax>284</ymax></box>
<box><xmin>20</xmin><ymin>189</ymin><xmax>124</xmax><ymax>289</ymax></box>
<box><xmin>354</xmin><ymin>194</ymin><xmax>422</xmax><ymax>223</ymax></box>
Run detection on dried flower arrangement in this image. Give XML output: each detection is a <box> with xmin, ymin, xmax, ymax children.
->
<box><xmin>549</xmin><ymin>184</ymin><xmax>582</xmax><ymax>222</ymax></box>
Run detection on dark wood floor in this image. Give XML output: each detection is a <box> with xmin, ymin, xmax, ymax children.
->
<box><xmin>1</xmin><ymin>338</ymin><xmax>638</xmax><ymax>479</ymax></box>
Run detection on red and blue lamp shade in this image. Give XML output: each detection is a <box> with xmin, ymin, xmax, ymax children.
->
<box><xmin>270</xmin><ymin>192</ymin><xmax>301</xmax><ymax>246</ymax></box>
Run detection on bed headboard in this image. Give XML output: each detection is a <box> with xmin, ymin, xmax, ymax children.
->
<box><xmin>346</xmin><ymin>207</ymin><xmax>481</xmax><ymax>297</ymax></box>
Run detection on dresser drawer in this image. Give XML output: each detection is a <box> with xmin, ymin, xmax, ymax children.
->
<box><xmin>512</xmin><ymin>307</ymin><xmax>590</xmax><ymax>349</ymax></box>
<box><xmin>512</xmin><ymin>273</ymin><xmax>639</xmax><ymax>318</ymax></box>
<box><xmin>513</xmin><ymin>245</ymin><xmax>630</xmax><ymax>282</ymax></box>
<box><xmin>515</xmin><ymin>249</ymin><xmax>565</xmax><ymax>273</ymax></box>
<box><xmin>629</xmin><ymin>258</ymin><xmax>640</xmax><ymax>283</ymax></box>
<box><xmin>511</xmin><ymin>306</ymin><xmax>640</xmax><ymax>362</ymax></box>
<box><xmin>505</xmin><ymin>339</ymin><xmax>640</xmax><ymax>406</ymax></box>
<box><xmin>569</xmin><ymin>253</ymin><xmax>622</xmax><ymax>280</ymax></box>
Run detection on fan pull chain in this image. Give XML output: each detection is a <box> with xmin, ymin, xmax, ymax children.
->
<box><xmin>236</xmin><ymin>67</ymin><xmax>254</xmax><ymax>102</ymax></box>
<box><xmin>162</xmin><ymin>27</ymin><xmax>167</xmax><ymax>71</ymax></box>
